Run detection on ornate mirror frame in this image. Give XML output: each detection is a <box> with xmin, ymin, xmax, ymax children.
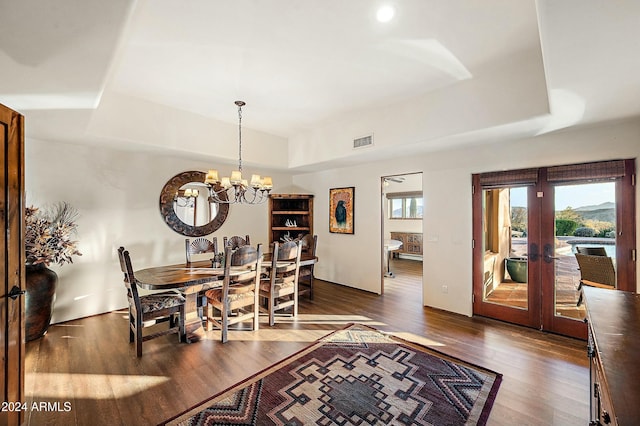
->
<box><xmin>159</xmin><ymin>171</ymin><xmax>229</xmax><ymax>237</ymax></box>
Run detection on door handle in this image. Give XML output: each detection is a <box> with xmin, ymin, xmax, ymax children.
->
<box><xmin>7</xmin><ymin>286</ymin><xmax>26</xmax><ymax>300</ymax></box>
<box><xmin>544</xmin><ymin>244</ymin><xmax>559</xmax><ymax>263</ymax></box>
<box><xmin>529</xmin><ymin>243</ymin><xmax>539</xmax><ymax>262</ymax></box>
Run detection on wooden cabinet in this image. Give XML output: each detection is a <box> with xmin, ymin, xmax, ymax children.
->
<box><xmin>583</xmin><ymin>286</ymin><xmax>640</xmax><ymax>425</ymax></box>
<box><xmin>389</xmin><ymin>232</ymin><xmax>423</xmax><ymax>256</ymax></box>
<box><xmin>269</xmin><ymin>194</ymin><xmax>314</xmax><ymax>245</ymax></box>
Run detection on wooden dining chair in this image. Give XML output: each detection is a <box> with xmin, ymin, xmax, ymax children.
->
<box><xmin>575</xmin><ymin>253</ymin><xmax>616</xmax><ymax>306</ymax></box>
<box><xmin>185</xmin><ymin>237</ymin><xmax>218</xmax><ymax>263</ymax></box>
<box><xmin>185</xmin><ymin>237</ymin><xmax>219</xmax><ymax>319</ymax></box>
<box><xmin>117</xmin><ymin>247</ymin><xmax>186</xmax><ymax>357</ymax></box>
<box><xmin>259</xmin><ymin>240</ymin><xmax>302</xmax><ymax>326</ymax></box>
<box><xmin>297</xmin><ymin>234</ymin><xmax>317</xmax><ymax>300</ymax></box>
<box><xmin>204</xmin><ymin>244</ymin><xmax>263</xmax><ymax>343</ymax></box>
<box><xmin>223</xmin><ymin>235</ymin><xmax>250</xmax><ymax>249</ymax></box>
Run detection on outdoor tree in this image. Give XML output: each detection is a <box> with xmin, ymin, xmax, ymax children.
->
<box><xmin>510</xmin><ymin>206</ymin><xmax>527</xmax><ymax>233</ymax></box>
<box><xmin>556</xmin><ymin>206</ymin><xmax>582</xmax><ymax>222</ymax></box>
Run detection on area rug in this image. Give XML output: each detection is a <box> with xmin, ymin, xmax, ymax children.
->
<box><xmin>161</xmin><ymin>324</ymin><xmax>502</xmax><ymax>426</ymax></box>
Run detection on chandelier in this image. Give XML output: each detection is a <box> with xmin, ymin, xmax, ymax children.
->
<box><xmin>204</xmin><ymin>101</ymin><xmax>273</xmax><ymax>204</ymax></box>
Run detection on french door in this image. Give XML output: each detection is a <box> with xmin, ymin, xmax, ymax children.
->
<box><xmin>472</xmin><ymin>159</ymin><xmax>636</xmax><ymax>339</ymax></box>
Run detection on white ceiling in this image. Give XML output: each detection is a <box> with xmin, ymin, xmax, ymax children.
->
<box><xmin>1</xmin><ymin>0</ymin><xmax>639</xmax><ymax>170</ymax></box>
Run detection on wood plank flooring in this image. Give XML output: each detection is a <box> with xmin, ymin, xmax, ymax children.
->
<box><xmin>25</xmin><ymin>258</ymin><xmax>589</xmax><ymax>425</ymax></box>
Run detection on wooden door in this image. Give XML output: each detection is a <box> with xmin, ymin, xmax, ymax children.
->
<box><xmin>472</xmin><ymin>174</ymin><xmax>543</xmax><ymax>330</ymax></box>
<box><xmin>472</xmin><ymin>160</ymin><xmax>636</xmax><ymax>339</ymax></box>
<box><xmin>0</xmin><ymin>103</ymin><xmax>25</xmax><ymax>426</ymax></box>
<box><xmin>539</xmin><ymin>160</ymin><xmax>636</xmax><ymax>337</ymax></box>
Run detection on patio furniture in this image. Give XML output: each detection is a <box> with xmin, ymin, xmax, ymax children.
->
<box><xmin>575</xmin><ymin>253</ymin><xmax>616</xmax><ymax>306</ymax></box>
<box><xmin>576</xmin><ymin>246</ymin><xmax>607</xmax><ymax>256</ymax></box>
<box><xmin>483</xmin><ymin>256</ymin><xmax>496</xmax><ymax>298</ymax></box>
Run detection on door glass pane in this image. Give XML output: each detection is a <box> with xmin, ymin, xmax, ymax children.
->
<box><xmin>554</xmin><ymin>182</ymin><xmax>616</xmax><ymax>320</ymax></box>
<box><xmin>482</xmin><ymin>187</ymin><xmax>528</xmax><ymax>309</ymax></box>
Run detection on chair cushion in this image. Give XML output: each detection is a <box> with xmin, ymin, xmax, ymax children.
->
<box><xmin>259</xmin><ymin>279</ymin><xmax>294</xmax><ymax>294</ymax></box>
<box><xmin>205</xmin><ymin>288</ymin><xmax>256</xmax><ymax>308</ymax></box>
<box><xmin>139</xmin><ymin>292</ymin><xmax>185</xmax><ymax>314</ymax></box>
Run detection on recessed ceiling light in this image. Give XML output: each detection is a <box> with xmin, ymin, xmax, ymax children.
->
<box><xmin>376</xmin><ymin>5</ymin><xmax>395</xmax><ymax>23</ymax></box>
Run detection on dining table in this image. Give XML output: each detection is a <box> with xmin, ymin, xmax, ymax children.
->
<box><xmin>134</xmin><ymin>252</ymin><xmax>318</xmax><ymax>343</ymax></box>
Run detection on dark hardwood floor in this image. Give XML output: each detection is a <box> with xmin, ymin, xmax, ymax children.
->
<box><xmin>25</xmin><ymin>258</ymin><xmax>589</xmax><ymax>425</ymax></box>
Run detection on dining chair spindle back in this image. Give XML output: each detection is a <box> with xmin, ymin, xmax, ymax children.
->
<box><xmin>260</xmin><ymin>240</ymin><xmax>302</xmax><ymax>326</ymax></box>
<box><xmin>185</xmin><ymin>237</ymin><xmax>218</xmax><ymax>263</ymax></box>
<box><xmin>297</xmin><ymin>234</ymin><xmax>317</xmax><ymax>299</ymax></box>
<box><xmin>223</xmin><ymin>235</ymin><xmax>250</xmax><ymax>249</ymax></box>
<box><xmin>117</xmin><ymin>247</ymin><xmax>186</xmax><ymax>357</ymax></box>
<box><xmin>185</xmin><ymin>236</ymin><xmax>219</xmax><ymax>318</ymax></box>
<box><xmin>204</xmin><ymin>244</ymin><xmax>263</xmax><ymax>343</ymax></box>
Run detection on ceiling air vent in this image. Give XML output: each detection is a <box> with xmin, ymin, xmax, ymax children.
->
<box><xmin>353</xmin><ymin>134</ymin><xmax>373</xmax><ymax>149</ymax></box>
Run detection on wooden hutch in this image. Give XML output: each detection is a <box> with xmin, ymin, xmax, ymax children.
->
<box><xmin>583</xmin><ymin>286</ymin><xmax>640</xmax><ymax>425</ymax></box>
<box><xmin>268</xmin><ymin>194</ymin><xmax>314</xmax><ymax>244</ymax></box>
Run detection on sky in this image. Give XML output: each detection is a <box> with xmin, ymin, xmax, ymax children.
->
<box><xmin>509</xmin><ymin>182</ymin><xmax>615</xmax><ymax>209</ymax></box>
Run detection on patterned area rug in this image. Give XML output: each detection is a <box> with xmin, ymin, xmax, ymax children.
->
<box><xmin>161</xmin><ymin>324</ymin><xmax>502</xmax><ymax>426</ymax></box>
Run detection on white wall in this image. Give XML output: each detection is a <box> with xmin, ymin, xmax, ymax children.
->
<box><xmin>26</xmin><ymin>119</ymin><xmax>640</xmax><ymax>324</ymax></box>
<box><xmin>25</xmin><ymin>139</ymin><xmax>292</xmax><ymax>324</ymax></box>
<box><xmin>294</xmin><ymin>119</ymin><xmax>640</xmax><ymax>316</ymax></box>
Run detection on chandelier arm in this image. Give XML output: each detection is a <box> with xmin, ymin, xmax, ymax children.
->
<box><xmin>206</xmin><ymin>183</ymin><xmax>270</xmax><ymax>205</ymax></box>
<box><xmin>241</xmin><ymin>188</ymin><xmax>268</xmax><ymax>204</ymax></box>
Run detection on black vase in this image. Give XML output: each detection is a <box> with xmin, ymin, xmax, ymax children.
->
<box><xmin>25</xmin><ymin>263</ymin><xmax>58</xmax><ymax>341</ymax></box>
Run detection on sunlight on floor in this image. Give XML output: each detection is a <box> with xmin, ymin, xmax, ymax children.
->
<box><xmin>25</xmin><ymin>373</ymin><xmax>170</xmax><ymax>399</ymax></box>
<box><xmin>389</xmin><ymin>331</ymin><xmax>446</xmax><ymax>347</ymax></box>
<box><xmin>274</xmin><ymin>314</ymin><xmax>385</xmax><ymax>325</ymax></box>
<box><xmin>202</xmin><ymin>314</ymin><xmax>387</xmax><ymax>342</ymax></box>
<box><xmin>204</xmin><ymin>328</ymin><xmax>328</xmax><ymax>343</ymax></box>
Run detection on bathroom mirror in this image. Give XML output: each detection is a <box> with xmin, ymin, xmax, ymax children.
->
<box><xmin>159</xmin><ymin>171</ymin><xmax>229</xmax><ymax>236</ymax></box>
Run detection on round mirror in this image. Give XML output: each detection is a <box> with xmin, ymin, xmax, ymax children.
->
<box><xmin>159</xmin><ymin>171</ymin><xmax>229</xmax><ymax>236</ymax></box>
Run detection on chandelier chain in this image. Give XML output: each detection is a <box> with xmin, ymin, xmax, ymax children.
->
<box><xmin>237</xmin><ymin>102</ymin><xmax>243</xmax><ymax>172</ymax></box>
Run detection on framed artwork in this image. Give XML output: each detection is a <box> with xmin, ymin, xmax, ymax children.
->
<box><xmin>329</xmin><ymin>187</ymin><xmax>355</xmax><ymax>234</ymax></box>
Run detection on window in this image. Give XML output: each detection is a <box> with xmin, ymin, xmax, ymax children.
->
<box><xmin>387</xmin><ymin>191</ymin><xmax>423</xmax><ymax>219</ymax></box>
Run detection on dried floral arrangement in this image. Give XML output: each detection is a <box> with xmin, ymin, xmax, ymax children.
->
<box><xmin>25</xmin><ymin>202</ymin><xmax>82</xmax><ymax>267</ymax></box>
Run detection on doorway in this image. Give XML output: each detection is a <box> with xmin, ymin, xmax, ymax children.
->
<box><xmin>381</xmin><ymin>173</ymin><xmax>423</xmax><ymax>296</ymax></box>
<box><xmin>472</xmin><ymin>160</ymin><xmax>636</xmax><ymax>339</ymax></box>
